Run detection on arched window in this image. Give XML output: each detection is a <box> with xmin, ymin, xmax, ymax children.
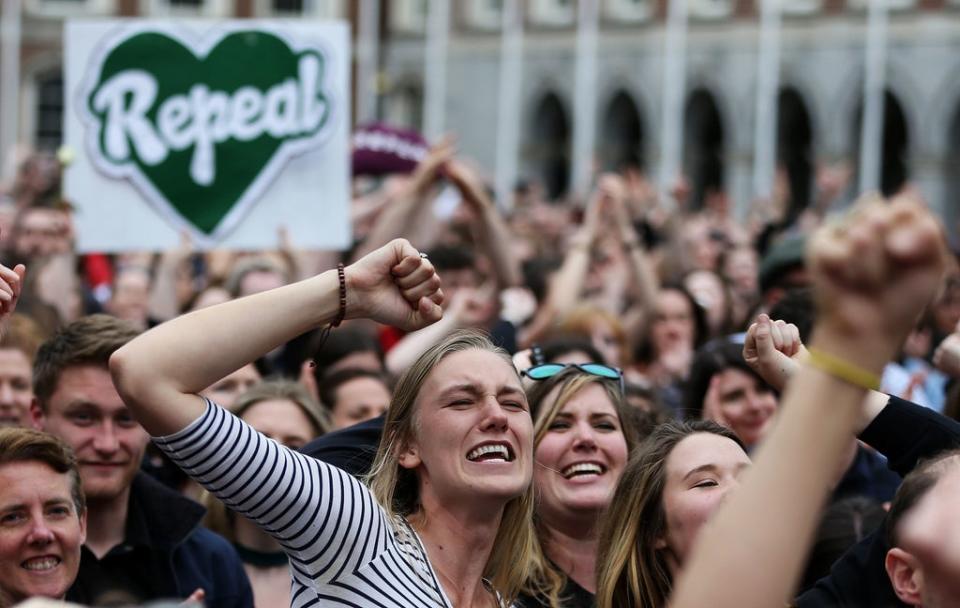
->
<box><xmin>852</xmin><ymin>89</ymin><xmax>910</xmax><ymax>197</ymax></box>
<box><xmin>777</xmin><ymin>87</ymin><xmax>814</xmax><ymax>220</ymax></box>
<box><xmin>684</xmin><ymin>88</ymin><xmax>725</xmax><ymax>210</ymax></box>
<box><xmin>528</xmin><ymin>92</ymin><xmax>571</xmax><ymax>201</ymax></box>
<box><xmin>600</xmin><ymin>90</ymin><xmax>644</xmax><ymax>171</ymax></box>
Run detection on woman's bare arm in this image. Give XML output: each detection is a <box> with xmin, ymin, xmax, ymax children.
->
<box><xmin>671</xmin><ymin>196</ymin><xmax>948</xmax><ymax>608</ymax></box>
<box><xmin>111</xmin><ymin>239</ymin><xmax>444</xmax><ymax>436</ymax></box>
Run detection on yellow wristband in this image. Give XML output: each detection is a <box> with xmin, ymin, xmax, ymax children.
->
<box><xmin>806</xmin><ymin>347</ymin><xmax>881</xmax><ymax>392</ymax></box>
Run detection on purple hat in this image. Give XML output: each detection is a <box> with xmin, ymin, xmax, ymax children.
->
<box><xmin>352</xmin><ymin>122</ymin><xmax>429</xmax><ymax>177</ymax></box>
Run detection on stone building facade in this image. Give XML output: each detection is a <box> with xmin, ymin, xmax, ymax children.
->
<box><xmin>11</xmin><ymin>0</ymin><xmax>960</xmax><ymax>235</ymax></box>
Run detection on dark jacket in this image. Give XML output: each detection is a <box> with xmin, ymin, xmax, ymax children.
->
<box><xmin>68</xmin><ymin>473</ymin><xmax>254</xmax><ymax>608</ymax></box>
<box><xmin>831</xmin><ymin>444</ymin><xmax>902</xmax><ymax>504</ymax></box>
<box><xmin>301</xmin><ymin>414</ymin><xmax>384</xmax><ymax>477</ymax></box>
<box><xmin>796</xmin><ymin>396</ymin><xmax>960</xmax><ymax>607</ymax></box>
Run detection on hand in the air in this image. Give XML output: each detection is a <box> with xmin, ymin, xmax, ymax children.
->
<box><xmin>807</xmin><ymin>194</ymin><xmax>947</xmax><ymax>366</ymax></box>
<box><xmin>934</xmin><ymin>323</ymin><xmax>960</xmax><ymax>378</ymax></box>
<box><xmin>742</xmin><ymin>314</ymin><xmax>805</xmax><ymax>392</ymax></box>
<box><xmin>0</xmin><ymin>263</ymin><xmax>26</xmax><ymax>326</ymax></box>
<box><xmin>345</xmin><ymin>239</ymin><xmax>444</xmax><ymax>331</ymax></box>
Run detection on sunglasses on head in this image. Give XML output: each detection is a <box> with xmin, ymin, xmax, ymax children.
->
<box><xmin>521</xmin><ymin>363</ymin><xmax>625</xmax><ymax>396</ymax></box>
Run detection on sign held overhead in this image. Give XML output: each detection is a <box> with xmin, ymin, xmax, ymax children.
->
<box><xmin>65</xmin><ymin>20</ymin><xmax>351</xmax><ymax>252</ymax></box>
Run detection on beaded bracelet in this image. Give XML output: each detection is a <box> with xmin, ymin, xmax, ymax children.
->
<box><xmin>310</xmin><ymin>263</ymin><xmax>346</xmax><ymax>363</ymax></box>
<box><xmin>332</xmin><ymin>263</ymin><xmax>346</xmax><ymax>328</ymax></box>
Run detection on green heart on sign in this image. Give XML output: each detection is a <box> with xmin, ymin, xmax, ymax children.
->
<box><xmin>82</xmin><ymin>27</ymin><xmax>332</xmax><ymax>237</ymax></box>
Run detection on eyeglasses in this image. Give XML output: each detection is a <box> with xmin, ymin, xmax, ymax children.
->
<box><xmin>521</xmin><ymin>363</ymin><xmax>625</xmax><ymax>396</ymax></box>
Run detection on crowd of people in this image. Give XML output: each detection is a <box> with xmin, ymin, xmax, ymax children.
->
<box><xmin>2</xmin><ymin>126</ymin><xmax>960</xmax><ymax>608</ymax></box>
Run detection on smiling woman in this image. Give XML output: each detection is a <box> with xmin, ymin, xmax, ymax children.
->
<box><xmin>109</xmin><ymin>239</ymin><xmax>535</xmax><ymax>608</ymax></box>
<box><xmin>519</xmin><ymin>366</ymin><xmax>637</xmax><ymax>607</ymax></box>
<box><xmin>685</xmin><ymin>339</ymin><xmax>779</xmax><ymax>449</ymax></box>
<box><xmin>0</xmin><ymin>427</ymin><xmax>87</xmax><ymax>607</ymax></box>
<box><xmin>595</xmin><ymin>420</ymin><xmax>744</xmax><ymax>608</ymax></box>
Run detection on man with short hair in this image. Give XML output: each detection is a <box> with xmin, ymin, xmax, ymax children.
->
<box><xmin>885</xmin><ymin>449</ymin><xmax>960</xmax><ymax>607</ymax></box>
<box><xmin>0</xmin><ymin>426</ymin><xmax>86</xmax><ymax>606</ymax></box>
<box><xmin>9</xmin><ymin>205</ymin><xmax>73</xmax><ymax>263</ymax></box>
<box><xmin>29</xmin><ymin>314</ymin><xmax>252</xmax><ymax>607</ymax></box>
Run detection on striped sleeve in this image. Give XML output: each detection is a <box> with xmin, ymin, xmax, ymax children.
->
<box><xmin>152</xmin><ymin>399</ymin><xmax>392</xmax><ymax>584</ymax></box>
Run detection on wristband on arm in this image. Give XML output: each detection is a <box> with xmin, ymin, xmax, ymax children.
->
<box><xmin>806</xmin><ymin>347</ymin><xmax>882</xmax><ymax>392</ymax></box>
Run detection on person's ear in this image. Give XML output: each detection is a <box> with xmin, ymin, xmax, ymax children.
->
<box><xmin>29</xmin><ymin>397</ymin><xmax>45</xmax><ymax>431</ymax></box>
<box><xmin>886</xmin><ymin>547</ymin><xmax>924</xmax><ymax>606</ymax></box>
<box><xmin>396</xmin><ymin>441</ymin><xmax>421</xmax><ymax>470</ymax></box>
<box><xmin>654</xmin><ymin>536</ymin><xmax>681</xmax><ymax>577</ymax></box>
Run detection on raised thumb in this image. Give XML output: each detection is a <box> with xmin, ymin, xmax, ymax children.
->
<box><xmin>417</xmin><ymin>296</ymin><xmax>443</xmax><ymax>326</ymax></box>
<box><xmin>754</xmin><ymin>315</ymin><xmax>776</xmax><ymax>357</ymax></box>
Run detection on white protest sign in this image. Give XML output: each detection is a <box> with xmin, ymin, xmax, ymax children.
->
<box><xmin>64</xmin><ymin>20</ymin><xmax>350</xmax><ymax>251</ymax></box>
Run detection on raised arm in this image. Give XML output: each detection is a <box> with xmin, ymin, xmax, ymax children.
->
<box><xmin>743</xmin><ymin>313</ymin><xmax>889</xmax><ymax>434</ymax></box>
<box><xmin>520</xmin><ymin>184</ymin><xmax>605</xmax><ymax>346</ymax></box>
<box><xmin>351</xmin><ymin>140</ymin><xmax>454</xmax><ymax>261</ymax></box>
<box><xmin>606</xmin><ymin>174</ymin><xmax>659</xmax><ymax>320</ymax></box>
<box><xmin>385</xmin><ymin>285</ymin><xmax>493</xmax><ymax>376</ymax></box>
<box><xmin>148</xmin><ymin>232</ymin><xmax>193</xmax><ymax>322</ymax></box>
<box><xmin>110</xmin><ymin>239</ymin><xmax>443</xmax><ymax>436</ymax></box>
<box><xmin>671</xmin><ymin>195</ymin><xmax>948</xmax><ymax>608</ymax></box>
<box><xmin>445</xmin><ymin>159</ymin><xmax>522</xmax><ymax>289</ymax></box>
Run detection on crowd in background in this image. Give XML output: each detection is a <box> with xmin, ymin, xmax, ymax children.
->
<box><xmin>3</xmin><ymin>129</ymin><xmax>959</xmax><ymax>423</ymax></box>
<box><xmin>2</xmin><ymin>122</ymin><xmax>960</xmax><ymax>608</ymax></box>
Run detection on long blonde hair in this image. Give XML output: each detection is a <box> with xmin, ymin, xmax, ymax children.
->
<box><xmin>595</xmin><ymin>420</ymin><xmax>743</xmax><ymax>608</ymax></box>
<box><xmin>523</xmin><ymin>368</ymin><xmax>638</xmax><ymax>606</ymax></box>
<box><xmin>367</xmin><ymin>329</ymin><xmax>537</xmax><ymax>603</ymax></box>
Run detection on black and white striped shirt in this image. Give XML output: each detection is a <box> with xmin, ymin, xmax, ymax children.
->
<box><xmin>154</xmin><ymin>400</ymin><xmax>508</xmax><ymax>608</ymax></box>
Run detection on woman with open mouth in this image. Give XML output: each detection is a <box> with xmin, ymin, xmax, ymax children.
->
<box><xmin>109</xmin><ymin>239</ymin><xmax>537</xmax><ymax>608</ymax></box>
<box><xmin>517</xmin><ymin>363</ymin><xmax>639</xmax><ymax>607</ymax></box>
